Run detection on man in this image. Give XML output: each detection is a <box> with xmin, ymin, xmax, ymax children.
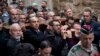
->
<box><xmin>81</xmin><ymin>8</ymin><xmax>100</xmax><ymax>52</ymax></box>
<box><xmin>53</xmin><ymin>15</ymin><xmax>61</xmax><ymax>23</ymax></box>
<box><xmin>34</xmin><ymin>40</ymin><xmax>53</xmax><ymax>56</ymax></box>
<box><xmin>64</xmin><ymin>8</ymin><xmax>75</xmax><ymax>27</ymax></box>
<box><xmin>5</xmin><ymin>23</ymin><xmax>23</xmax><ymax>56</ymax></box>
<box><xmin>23</xmin><ymin>17</ymin><xmax>45</xmax><ymax>51</ymax></box>
<box><xmin>46</xmin><ymin>11</ymin><xmax>55</xmax><ymax>23</ymax></box>
<box><xmin>68</xmin><ymin>28</ymin><xmax>99</xmax><ymax>56</ymax></box>
<box><xmin>45</xmin><ymin>21</ymin><xmax>68</xmax><ymax>56</ymax></box>
<box><xmin>41</xmin><ymin>1</ymin><xmax>50</xmax><ymax>12</ymax></box>
<box><xmin>19</xmin><ymin>14</ymin><xmax>27</xmax><ymax>31</ymax></box>
<box><xmin>17</xmin><ymin>1</ymin><xmax>27</xmax><ymax>13</ymax></box>
<box><xmin>19</xmin><ymin>13</ymin><xmax>27</xmax><ymax>23</ymax></box>
<box><xmin>64</xmin><ymin>8</ymin><xmax>73</xmax><ymax>18</ymax></box>
<box><xmin>9</xmin><ymin>9</ymin><xmax>19</xmax><ymax>25</ymax></box>
<box><xmin>36</xmin><ymin>11</ymin><xmax>44</xmax><ymax>18</ymax></box>
<box><xmin>10</xmin><ymin>0</ymin><xmax>18</xmax><ymax>8</ymax></box>
<box><xmin>66</xmin><ymin>23</ymin><xmax>81</xmax><ymax>50</ymax></box>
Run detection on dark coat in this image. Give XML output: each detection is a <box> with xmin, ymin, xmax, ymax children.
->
<box><xmin>66</xmin><ymin>31</ymin><xmax>79</xmax><ymax>50</ymax></box>
<box><xmin>0</xmin><ymin>28</ymin><xmax>9</xmax><ymax>56</ymax></box>
<box><xmin>0</xmin><ymin>28</ymin><xmax>9</xmax><ymax>48</ymax></box>
<box><xmin>23</xmin><ymin>27</ymin><xmax>45</xmax><ymax>51</ymax></box>
<box><xmin>5</xmin><ymin>37</ymin><xmax>21</xmax><ymax>56</ymax></box>
<box><xmin>13</xmin><ymin>43</ymin><xmax>35</xmax><ymax>56</ymax></box>
<box><xmin>45</xmin><ymin>30</ymin><xmax>68</xmax><ymax>56</ymax></box>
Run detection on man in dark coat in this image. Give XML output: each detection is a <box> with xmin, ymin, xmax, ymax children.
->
<box><xmin>23</xmin><ymin>17</ymin><xmax>45</xmax><ymax>51</ymax></box>
<box><xmin>5</xmin><ymin>23</ymin><xmax>23</xmax><ymax>56</ymax></box>
<box><xmin>45</xmin><ymin>21</ymin><xmax>68</xmax><ymax>56</ymax></box>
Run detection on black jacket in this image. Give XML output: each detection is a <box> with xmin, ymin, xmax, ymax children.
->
<box><xmin>5</xmin><ymin>37</ymin><xmax>21</xmax><ymax>56</ymax></box>
<box><xmin>23</xmin><ymin>27</ymin><xmax>45</xmax><ymax>51</ymax></box>
<box><xmin>45</xmin><ymin>30</ymin><xmax>68</xmax><ymax>56</ymax></box>
<box><xmin>0</xmin><ymin>28</ymin><xmax>9</xmax><ymax>56</ymax></box>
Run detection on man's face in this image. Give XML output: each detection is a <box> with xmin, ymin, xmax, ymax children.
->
<box><xmin>53</xmin><ymin>21</ymin><xmax>61</xmax><ymax>33</ymax></box>
<box><xmin>10</xmin><ymin>9</ymin><xmax>19</xmax><ymax>20</ymax></box>
<box><xmin>54</xmin><ymin>16</ymin><xmax>61</xmax><ymax>22</ymax></box>
<box><xmin>19</xmin><ymin>2</ymin><xmax>24</xmax><ymax>8</ymax></box>
<box><xmin>10</xmin><ymin>26</ymin><xmax>22</xmax><ymax>39</ymax></box>
<box><xmin>81</xmin><ymin>33</ymin><xmax>94</xmax><ymax>48</ymax></box>
<box><xmin>83</xmin><ymin>11</ymin><xmax>91</xmax><ymax>22</ymax></box>
<box><xmin>41</xmin><ymin>1</ymin><xmax>47</xmax><ymax>8</ymax></box>
<box><xmin>30</xmin><ymin>18</ymin><xmax>39</xmax><ymax>30</ymax></box>
<box><xmin>73</xmin><ymin>24</ymin><xmax>81</xmax><ymax>33</ymax></box>
<box><xmin>61</xmin><ymin>25</ymin><xmax>68</xmax><ymax>33</ymax></box>
<box><xmin>37</xmin><ymin>12</ymin><xmax>44</xmax><ymax>18</ymax></box>
<box><xmin>40</xmin><ymin>47</ymin><xmax>52</xmax><ymax>56</ymax></box>
<box><xmin>19</xmin><ymin>15</ymin><xmax>26</xmax><ymax>22</ymax></box>
<box><xmin>65</xmin><ymin>8</ymin><xmax>73</xmax><ymax>17</ymax></box>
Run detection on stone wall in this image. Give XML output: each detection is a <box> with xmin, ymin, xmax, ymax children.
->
<box><xmin>52</xmin><ymin>0</ymin><xmax>100</xmax><ymax>19</ymax></box>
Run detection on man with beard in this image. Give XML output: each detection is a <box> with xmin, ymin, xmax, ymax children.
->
<box><xmin>41</xmin><ymin>1</ymin><xmax>50</xmax><ymax>12</ymax></box>
<box><xmin>5</xmin><ymin>23</ymin><xmax>23</xmax><ymax>56</ymax></box>
<box><xmin>9</xmin><ymin>9</ymin><xmax>19</xmax><ymax>25</ymax></box>
<box><xmin>45</xmin><ymin>21</ymin><xmax>68</xmax><ymax>56</ymax></box>
<box><xmin>17</xmin><ymin>1</ymin><xmax>27</xmax><ymax>13</ymax></box>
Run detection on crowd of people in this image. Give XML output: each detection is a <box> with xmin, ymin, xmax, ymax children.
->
<box><xmin>0</xmin><ymin>0</ymin><xmax>100</xmax><ymax>56</ymax></box>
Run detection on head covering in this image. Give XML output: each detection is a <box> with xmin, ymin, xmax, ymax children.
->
<box><xmin>81</xmin><ymin>26</ymin><xmax>93</xmax><ymax>35</ymax></box>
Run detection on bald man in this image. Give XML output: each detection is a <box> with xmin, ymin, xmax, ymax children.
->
<box><xmin>5</xmin><ymin>23</ymin><xmax>23</xmax><ymax>56</ymax></box>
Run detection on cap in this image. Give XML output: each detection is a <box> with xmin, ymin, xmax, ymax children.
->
<box><xmin>81</xmin><ymin>26</ymin><xmax>93</xmax><ymax>35</ymax></box>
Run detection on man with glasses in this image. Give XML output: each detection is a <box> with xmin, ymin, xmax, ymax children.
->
<box><xmin>45</xmin><ymin>21</ymin><xmax>68</xmax><ymax>56</ymax></box>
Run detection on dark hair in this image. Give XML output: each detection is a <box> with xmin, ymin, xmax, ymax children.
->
<box><xmin>83</xmin><ymin>8</ymin><xmax>92</xmax><ymax>15</ymax></box>
<box><xmin>14</xmin><ymin>43</ymin><xmax>35</xmax><ymax>56</ymax></box>
<box><xmin>71</xmin><ymin>22</ymin><xmax>80</xmax><ymax>28</ymax></box>
<box><xmin>49</xmin><ymin>20</ymin><xmax>60</xmax><ymax>26</ymax></box>
<box><xmin>27</xmin><ymin>6</ymin><xmax>33</xmax><ymax>10</ymax></box>
<box><xmin>40</xmin><ymin>40</ymin><xmax>51</xmax><ymax>50</ymax></box>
